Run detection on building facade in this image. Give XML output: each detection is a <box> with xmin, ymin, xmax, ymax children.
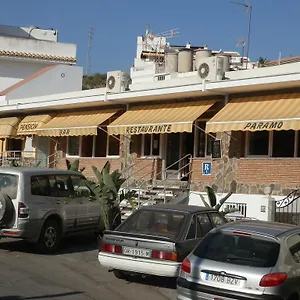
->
<box><xmin>0</xmin><ymin>28</ymin><xmax>299</xmax><ymax>220</ymax></box>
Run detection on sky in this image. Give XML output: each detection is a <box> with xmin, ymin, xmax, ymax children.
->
<box><xmin>1</xmin><ymin>0</ymin><xmax>300</xmax><ymax>74</ymax></box>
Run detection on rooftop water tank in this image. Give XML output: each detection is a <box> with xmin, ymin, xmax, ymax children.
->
<box><xmin>195</xmin><ymin>48</ymin><xmax>212</xmax><ymax>70</ymax></box>
<box><xmin>178</xmin><ymin>48</ymin><xmax>193</xmax><ymax>73</ymax></box>
<box><xmin>165</xmin><ymin>51</ymin><xmax>178</xmax><ymax>73</ymax></box>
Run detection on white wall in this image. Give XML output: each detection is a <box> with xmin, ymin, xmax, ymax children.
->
<box><xmin>0</xmin><ymin>59</ymin><xmax>50</xmax><ymax>91</ymax></box>
<box><xmin>188</xmin><ymin>191</ymin><xmax>276</xmax><ymax>222</ymax></box>
<box><xmin>0</xmin><ymin>36</ymin><xmax>76</xmax><ymax>59</ymax></box>
<box><xmin>0</xmin><ymin>25</ymin><xmax>58</xmax><ymax>42</ymax></box>
<box><xmin>6</xmin><ymin>65</ymin><xmax>83</xmax><ymax>101</ymax></box>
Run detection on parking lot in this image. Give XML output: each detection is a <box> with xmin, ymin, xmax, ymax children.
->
<box><xmin>0</xmin><ymin>235</ymin><xmax>177</xmax><ymax>300</ymax></box>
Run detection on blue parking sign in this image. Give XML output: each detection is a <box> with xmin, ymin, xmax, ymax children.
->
<box><xmin>202</xmin><ymin>162</ymin><xmax>212</xmax><ymax>175</ymax></box>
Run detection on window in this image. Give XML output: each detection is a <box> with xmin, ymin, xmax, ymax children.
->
<box><xmin>246</xmin><ymin>130</ymin><xmax>300</xmax><ymax>157</ymax></box>
<box><xmin>0</xmin><ymin>173</ymin><xmax>18</xmax><ymax>199</ymax></box>
<box><xmin>287</xmin><ymin>234</ymin><xmax>300</xmax><ymax>263</ymax></box>
<box><xmin>248</xmin><ymin>131</ymin><xmax>269</xmax><ymax>156</ymax></box>
<box><xmin>107</xmin><ymin>135</ymin><xmax>120</xmax><ymax>156</ymax></box>
<box><xmin>186</xmin><ymin>215</ymin><xmax>197</xmax><ymax>240</ymax></box>
<box><xmin>194</xmin><ymin>121</ymin><xmax>216</xmax><ymax>157</ymax></box>
<box><xmin>209</xmin><ymin>212</ymin><xmax>226</xmax><ymax>227</ymax></box>
<box><xmin>142</xmin><ymin>134</ymin><xmax>160</xmax><ymax>156</ymax></box>
<box><xmin>117</xmin><ymin>209</ymin><xmax>185</xmax><ymax>240</ymax></box>
<box><xmin>197</xmin><ymin>214</ymin><xmax>213</xmax><ymax>236</ymax></box>
<box><xmin>31</xmin><ymin>175</ymin><xmax>51</xmax><ymax>196</ymax></box>
<box><xmin>67</xmin><ymin>137</ymin><xmax>80</xmax><ymax>156</ymax></box>
<box><xmin>193</xmin><ymin>231</ymin><xmax>280</xmax><ymax>268</ymax></box>
<box><xmin>65</xmin><ymin>129</ymin><xmax>120</xmax><ymax>158</ymax></box>
<box><xmin>71</xmin><ymin>175</ymin><xmax>90</xmax><ymax>198</ymax></box>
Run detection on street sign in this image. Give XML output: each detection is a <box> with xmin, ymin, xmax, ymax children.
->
<box><xmin>202</xmin><ymin>162</ymin><xmax>212</xmax><ymax>175</ymax></box>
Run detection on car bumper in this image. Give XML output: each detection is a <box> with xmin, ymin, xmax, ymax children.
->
<box><xmin>176</xmin><ymin>278</ymin><xmax>283</xmax><ymax>300</ymax></box>
<box><xmin>0</xmin><ymin>219</ymin><xmax>43</xmax><ymax>242</ymax></box>
<box><xmin>98</xmin><ymin>252</ymin><xmax>181</xmax><ymax>277</ymax></box>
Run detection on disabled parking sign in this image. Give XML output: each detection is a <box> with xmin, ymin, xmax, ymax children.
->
<box><xmin>202</xmin><ymin>162</ymin><xmax>212</xmax><ymax>175</ymax></box>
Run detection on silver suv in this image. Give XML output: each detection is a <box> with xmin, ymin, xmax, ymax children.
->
<box><xmin>177</xmin><ymin>220</ymin><xmax>300</xmax><ymax>300</ymax></box>
<box><xmin>0</xmin><ymin>167</ymin><xmax>103</xmax><ymax>253</ymax></box>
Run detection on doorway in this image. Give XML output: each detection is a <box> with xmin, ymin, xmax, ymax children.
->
<box><xmin>164</xmin><ymin>132</ymin><xmax>194</xmax><ymax>180</ymax></box>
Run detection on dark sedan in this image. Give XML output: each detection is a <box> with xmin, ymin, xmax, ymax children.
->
<box><xmin>98</xmin><ymin>204</ymin><xmax>227</xmax><ymax>279</ymax></box>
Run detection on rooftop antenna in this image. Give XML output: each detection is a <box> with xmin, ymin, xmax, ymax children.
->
<box><xmin>85</xmin><ymin>26</ymin><xmax>94</xmax><ymax>75</ymax></box>
<box><xmin>231</xmin><ymin>0</ymin><xmax>252</xmax><ymax>69</ymax></box>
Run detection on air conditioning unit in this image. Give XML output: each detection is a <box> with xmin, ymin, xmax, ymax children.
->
<box><xmin>106</xmin><ymin>71</ymin><xmax>131</xmax><ymax>93</ymax></box>
<box><xmin>197</xmin><ymin>57</ymin><xmax>225</xmax><ymax>82</ymax></box>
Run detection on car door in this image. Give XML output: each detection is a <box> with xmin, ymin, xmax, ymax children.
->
<box><xmin>51</xmin><ymin>174</ymin><xmax>78</xmax><ymax>232</ymax></box>
<box><xmin>70</xmin><ymin>174</ymin><xmax>93</xmax><ymax>230</ymax></box>
<box><xmin>176</xmin><ymin>214</ymin><xmax>203</xmax><ymax>260</ymax></box>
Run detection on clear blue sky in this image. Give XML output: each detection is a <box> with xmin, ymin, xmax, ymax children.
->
<box><xmin>2</xmin><ymin>0</ymin><xmax>299</xmax><ymax>74</ymax></box>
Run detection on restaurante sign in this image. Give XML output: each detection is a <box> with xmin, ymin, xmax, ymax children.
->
<box><xmin>244</xmin><ymin>121</ymin><xmax>284</xmax><ymax>130</ymax></box>
<box><xmin>125</xmin><ymin>124</ymin><xmax>172</xmax><ymax>134</ymax></box>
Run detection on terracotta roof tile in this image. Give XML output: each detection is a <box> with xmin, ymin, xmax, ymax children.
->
<box><xmin>0</xmin><ymin>65</ymin><xmax>56</xmax><ymax>96</ymax></box>
<box><xmin>0</xmin><ymin>50</ymin><xmax>76</xmax><ymax>62</ymax></box>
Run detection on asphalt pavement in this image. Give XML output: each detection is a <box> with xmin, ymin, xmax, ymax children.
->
<box><xmin>0</xmin><ymin>235</ymin><xmax>177</xmax><ymax>300</ymax></box>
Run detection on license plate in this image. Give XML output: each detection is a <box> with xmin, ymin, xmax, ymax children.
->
<box><xmin>205</xmin><ymin>273</ymin><xmax>240</xmax><ymax>285</ymax></box>
<box><xmin>122</xmin><ymin>247</ymin><xmax>151</xmax><ymax>258</ymax></box>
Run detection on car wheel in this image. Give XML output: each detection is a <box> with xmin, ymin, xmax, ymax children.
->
<box><xmin>113</xmin><ymin>269</ymin><xmax>129</xmax><ymax>280</ymax></box>
<box><xmin>0</xmin><ymin>192</ymin><xmax>14</xmax><ymax>228</ymax></box>
<box><xmin>288</xmin><ymin>294</ymin><xmax>299</xmax><ymax>300</ymax></box>
<box><xmin>36</xmin><ymin>220</ymin><xmax>61</xmax><ymax>254</ymax></box>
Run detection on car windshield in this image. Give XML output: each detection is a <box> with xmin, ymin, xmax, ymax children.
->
<box><xmin>0</xmin><ymin>173</ymin><xmax>18</xmax><ymax>199</ymax></box>
<box><xmin>193</xmin><ymin>230</ymin><xmax>280</xmax><ymax>268</ymax></box>
<box><xmin>117</xmin><ymin>209</ymin><xmax>186</xmax><ymax>240</ymax></box>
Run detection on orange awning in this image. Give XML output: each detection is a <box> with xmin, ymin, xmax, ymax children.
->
<box><xmin>108</xmin><ymin>100</ymin><xmax>216</xmax><ymax>135</ymax></box>
<box><xmin>17</xmin><ymin>114</ymin><xmax>52</xmax><ymax>135</ymax></box>
<box><xmin>0</xmin><ymin>117</ymin><xmax>21</xmax><ymax>138</ymax></box>
<box><xmin>206</xmin><ymin>93</ymin><xmax>300</xmax><ymax>132</ymax></box>
<box><xmin>37</xmin><ymin>109</ymin><xmax>119</xmax><ymax>136</ymax></box>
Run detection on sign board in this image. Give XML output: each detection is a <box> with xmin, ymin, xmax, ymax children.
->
<box><xmin>212</xmin><ymin>139</ymin><xmax>222</xmax><ymax>159</ymax></box>
<box><xmin>202</xmin><ymin>162</ymin><xmax>212</xmax><ymax>176</ymax></box>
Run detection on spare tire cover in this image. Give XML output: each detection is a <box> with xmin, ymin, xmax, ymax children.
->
<box><xmin>0</xmin><ymin>191</ymin><xmax>14</xmax><ymax>228</ymax></box>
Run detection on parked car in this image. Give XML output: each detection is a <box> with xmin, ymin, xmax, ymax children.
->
<box><xmin>177</xmin><ymin>219</ymin><xmax>300</xmax><ymax>300</ymax></box>
<box><xmin>0</xmin><ymin>167</ymin><xmax>103</xmax><ymax>253</ymax></box>
<box><xmin>98</xmin><ymin>204</ymin><xmax>227</xmax><ymax>279</ymax></box>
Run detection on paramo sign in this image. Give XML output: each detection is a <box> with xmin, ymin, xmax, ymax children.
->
<box><xmin>244</xmin><ymin>121</ymin><xmax>284</xmax><ymax>131</ymax></box>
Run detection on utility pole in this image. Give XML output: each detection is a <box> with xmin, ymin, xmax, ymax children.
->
<box><xmin>86</xmin><ymin>26</ymin><xmax>94</xmax><ymax>75</ymax></box>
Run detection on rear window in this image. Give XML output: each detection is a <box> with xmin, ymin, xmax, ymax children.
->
<box><xmin>0</xmin><ymin>173</ymin><xmax>18</xmax><ymax>199</ymax></box>
<box><xmin>117</xmin><ymin>209</ymin><xmax>186</xmax><ymax>240</ymax></box>
<box><xmin>193</xmin><ymin>231</ymin><xmax>280</xmax><ymax>268</ymax></box>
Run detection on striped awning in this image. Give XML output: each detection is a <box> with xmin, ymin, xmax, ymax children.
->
<box><xmin>206</xmin><ymin>93</ymin><xmax>300</xmax><ymax>132</ymax></box>
<box><xmin>36</xmin><ymin>109</ymin><xmax>119</xmax><ymax>137</ymax></box>
<box><xmin>0</xmin><ymin>117</ymin><xmax>22</xmax><ymax>139</ymax></box>
<box><xmin>17</xmin><ymin>114</ymin><xmax>52</xmax><ymax>136</ymax></box>
<box><xmin>107</xmin><ymin>100</ymin><xmax>216</xmax><ymax>135</ymax></box>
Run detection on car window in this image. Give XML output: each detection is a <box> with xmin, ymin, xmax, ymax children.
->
<box><xmin>186</xmin><ymin>215</ymin><xmax>197</xmax><ymax>240</ymax></box>
<box><xmin>287</xmin><ymin>234</ymin><xmax>300</xmax><ymax>263</ymax></box>
<box><xmin>31</xmin><ymin>175</ymin><xmax>51</xmax><ymax>196</ymax></box>
<box><xmin>0</xmin><ymin>173</ymin><xmax>18</xmax><ymax>199</ymax></box>
<box><xmin>193</xmin><ymin>231</ymin><xmax>280</xmax><ymax>268</ymax></box>
<box><xmin>197</xmin><ymin>213</ymin><xmax>213</xmax><ymax>236</ymax></box>
<box><xmin>52</xmin><ymin>175</ymin><xmax>74</xmax><ymax>198</ymax></box>
<box><xmin>71</xmin><ymin>175</ymin><xmax>90</xmax><ymax>198</ymax></box>
<box><xmin>117</xmin><ymin>209</ymin><xmax>186</xmax><ymax>240</ymax></box>
<box><xmin>210</xmin><ymin>212</ymin><xmax>226</xmax><ymax>227</ymax></box>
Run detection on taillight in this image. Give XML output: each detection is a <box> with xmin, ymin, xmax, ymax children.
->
<box><xmin>18</xmin><ymin>202</ymin><xmax>29</xmax><ymax>218</ymax></box>
<box><xmin>101</xmin><ymin>243</ymin><xmax>122</xmax><ymax>254</ymax></box>
<box><xmin>259</xmin><ymin>273</ymin><xmax>287</xmax><ymax>287</ymax></box>
<box><xmin>151</xmin><ymin>250</ymin><xmax>178</xmax><ymax>261</ymax></box>
<box><xmin>181</xmin><ymin>258</ymin><xmax>191</xmax><ymax>274</ymax></box>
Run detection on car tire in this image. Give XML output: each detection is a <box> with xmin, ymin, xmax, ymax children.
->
<box><xmin>113</xmin><ymin>269</ymin><xmax>129</xmax><ymax>280</ymax></box>
<box><xmin>36</xmin><ymin>220</ymin><xmax>61</xmax><ymax>254</ymax></box>
<box><xmin>0</xmin><ymin>191</ymin><xmax>14</xmax><ymax>228</ymax></box>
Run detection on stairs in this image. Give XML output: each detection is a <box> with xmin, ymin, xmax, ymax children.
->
<box><xmin>119</xmin><ymin>180</ymin><xmax>190</xmax><ymax>221</ymax></box>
